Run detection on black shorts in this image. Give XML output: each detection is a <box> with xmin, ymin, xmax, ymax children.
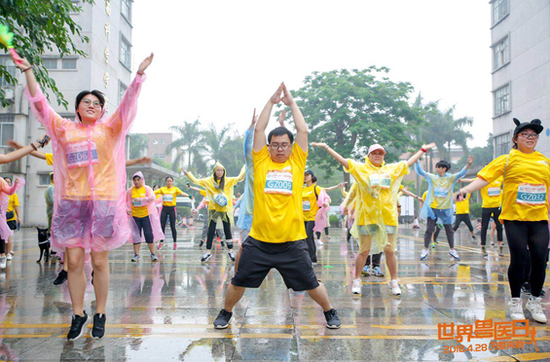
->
<box><xmin>7</xmin><ymin>220</ymin><xmax>17</xmax><ymax>231</ymax></box>
<box><xmin>231</xmin><ymin>237</ymin><xmax>320</xmax><ymax>291</ymax></box>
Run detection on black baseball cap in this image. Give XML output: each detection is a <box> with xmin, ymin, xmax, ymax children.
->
<box><xmin>513</xmin><ymin>118</ymin><xmax>543</xmax><ymax>136</ymax></box>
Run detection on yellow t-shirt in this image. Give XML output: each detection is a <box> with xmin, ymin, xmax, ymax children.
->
<box><xmin>480</xmin><ymin>176</ymin><xmax>503</xmax><ymax>208</ymax></box>
<box><xmin>346</xmin><ymin>159</ymin><xmax>409</xmax><ymax>227</ymax></box>
<box><xmin>45</xmin><ymin>153</ymin><xmax>54</xmax><ymax>166</ymax></box>
<box><xmin>131</xmin><ymin>186</ymin><xmax>149</xmax><ymax>218</ymax></box>
<box><xmin>302</xmin><ymin>184</ymin><xmax>322</xmax><ymax>222</ymax></box>
<box><xmin>6</xmin><ymin>193</ymin><xmax>19</xmax><ymax>222</ymax></box>
<box><xmin>249</xmin><ymin>144</ymin><xmax>308</xmax><ymax>243</ymax></box>
<box><xmin>455</xmin><ymin>193</ymin><xmax>470</xmax><ymax>215</ymax></box>
<box><xmin>154</xmin><ymin>186</ymin><xmax>184</xmax><ymax>207</ymax></box>
<box><xmin>477</xmin><ymin>149</ymin><xmax>550</xmax><ymax>222</ymax></box>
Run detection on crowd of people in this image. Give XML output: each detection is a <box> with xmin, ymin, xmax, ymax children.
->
<box><xmin>1</xmin><ymin>51</ymin><xmax>548</xmax><ymax>341</ymax></box>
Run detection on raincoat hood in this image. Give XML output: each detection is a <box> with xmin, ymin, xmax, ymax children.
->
<box><xmin>212</xmin><ymin>162</ymin><xmax>226</xmax><ymax>175</ymax></box>
<box><xmin>132</xmin><ymin>171</ymin><xmax>144</xmax><ymax>180</ymax></box>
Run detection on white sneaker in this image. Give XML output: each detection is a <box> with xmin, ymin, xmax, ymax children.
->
<box><xmin>6</xmin><ymin>254</ymin><xmax>12</xmax><ymax>261</ymax></box>
<box><xmin>0</xmin><ymin>256</ymin><xmax>6</xmax><ymax>269</ymax></box>
<box><xmin>201</xmin><ymin>252</ymin><xmax>212</xmax><ymax>263</ymax></box>
<box><xmin>351</xmin><ymin>278</ymin><xmax>362</xmax><ymax>295</ymax></box>
<box><xmin>449</xmin><ymin>249</ymin><xmax>461</xmax><ymax>261</ymax></box>
<box><xmin>509</xmin><ymin>297</ymin><xmax>525</xmax><ymax>320</ymax></box>
<box><xmin>420</xmin><ymin>249</ymin><xmax>429</xmax><ymax>261</ymax></box>
<box><xmin>227</xmin><ymin>251</ymin><xmax>236</xmax><ymax>262</ymax></box>
<box><xmin>389</xmin><ymin>279</ymin><xmax>401</xmax><ymax>296</ymax></box>
<box><xmin>526</xmin><ymin>297</ymin><xmax>547</xmax><ymax>323</ymax></box>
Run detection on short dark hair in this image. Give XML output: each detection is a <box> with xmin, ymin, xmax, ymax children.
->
<box><xmin>4</xmin><ymin>177</ymin><xmax>11</xmax><ymax>183</ymax></box>
<box><xmin>75</xmin><ymin>90</ymin><xmax>105</xmax><ymax>120</ymax></box>
<box><xmin>267</xmin><ymin>127</ymin><xmax>294</xmax><ymax>145</ymax></box>
<box><xmin>165</xmin><ymin>176</ymin><xmax>174</xmax><ymax>182</ymax></box>
<box><xmin>132</xmin><ymin>175</ymin><xmax>141</xmax><ymax>181</ymax></box>
<box><xmin>435</xmin><ymin>160</ymin><xmax>451</xmax><ymax>171</ymax></box>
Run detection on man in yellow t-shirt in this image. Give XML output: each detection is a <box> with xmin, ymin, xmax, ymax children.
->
<box><xmin>213</xmin><ymin>83</ymin><xmax>341</xmax><ymax>330</ymax></box>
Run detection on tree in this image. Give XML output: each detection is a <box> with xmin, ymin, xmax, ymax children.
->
<box><xmin>287</xmin><ymin>67</ymin><xmax>424</xmax><ymax>187</ymax></box>
<box><xmin>127</xmin><ymin>133</ymin><xmax>148</xmax><ymax>159</ymax></box>
<box><xmin>166</xmin><ymin>119</ymin><xmax>204</xmax><ymax>171</ymax></box>
<box><xmin>0</xmin><ymin>0</ymin><xmax>93</xmax><ymax>107</ymax></box>
<box><xmin>202</xmin><ymin>123</ymin><xmax>233</xmax><ymax>166</ymax></box>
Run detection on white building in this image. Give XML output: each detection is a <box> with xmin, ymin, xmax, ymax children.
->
<box><xmin>0</xmin><ymin>0</ymin><xmax>134</xmax><ymax>226</ymax></box>
<box><xmin>490</xmin><ymin>0</ymin><xmax>550</xmax><ymax>157</ymax></box>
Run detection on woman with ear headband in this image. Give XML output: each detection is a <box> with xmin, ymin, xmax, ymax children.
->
<box><xmin>457</xmin><ymin>118</ymin><xmax>549</xmax><ymax>324</ymax></box>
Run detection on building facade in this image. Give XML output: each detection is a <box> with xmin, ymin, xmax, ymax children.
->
<box><xmin>147</xmin><ymin>133</ymin><xmax>174</xmax><ymax>163</ymax></box>
<box><xmin>490</xmin><ymin>0</ymin><xmax>550</xmax><ymax>158</ymax></box>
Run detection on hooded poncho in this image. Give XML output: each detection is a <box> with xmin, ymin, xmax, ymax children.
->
<box><xmin>127</xmin><ymin>171</ymin><xmax>164</xmax><ymax>243</ymax></box>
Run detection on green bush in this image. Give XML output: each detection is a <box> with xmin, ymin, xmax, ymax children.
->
<box><xmin>177</xmin><ymin>206</ymin><xmax>192</xmax><ymax>217</ymax></box>
<box><xmin>329</xmin><ymin>214</ymin><xmax>340</xmax><ymax>227</ymax></box>
<box><xmin>469</xmin><ymin>202</ymin><xmax>482</xmax><ymax>219</ymax></box>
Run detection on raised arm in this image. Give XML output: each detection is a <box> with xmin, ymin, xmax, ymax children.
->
<box><xmin>10</xmin><ymin>54</ymin><xmax>39</xmax><ymax>104</ymax></box>
<box><xmin>457</xmin><ymin>178</ymin><xmax>489</xmax><ymax>199</ymax></box>
<box><xmin>311</xmin><ymin>142</ymin><xmax>349</xmax><ymax>169</ymax></box>
<box><xmin>244</xmin><ymin>109</ymin><xmax>256</xmax><ymax>163</ymax></box>
<box><xmin>282</xmin><ymin>83</ymin><xmax>307</xmax><ymax>151</ymax></box>
<box><xmin>7</xmin><ymin>139</ymin><xmax>48</xmax><ymax>160</ymax></box>
<box><xmin>182</xmin><ymin>169</ymin><xmax>208</xmax><ymax>188</ymax></box>
<box><xmin>401</xmin><ymin>188</ymin><xmax>422</xmax><ymax>201</ymax></box>
<box><xmin>407</xmin><ymin>143</ymin><xmax>436</xmax><ymax>167</ymax></box>
<box><xmin>278</xmin><ymin>109</ymin><xmax>286</xmax><ymax>128</ymax></box>
<box><xmin>254</xmin><ymin>84</ymin><xmax>283</xmax><ymax>152</ymax></box>
<box><xmin>323</xmin><ymin>182</ymin><xmax>346</xmax><ymax>192</ymax></box>
<box><xmin>414</xmin><ymin>161</ymin><xmax>429</xmax><ymax>178</ymax></box>
<box><xmin>125</xmin><ymin>156</ymin><xmax>152</xmax><ymax>167</ymax></box>
<box><xmin>457</xmin><ymin>178</ymin><xmax>475</xmax><ymax>184</ymax></box>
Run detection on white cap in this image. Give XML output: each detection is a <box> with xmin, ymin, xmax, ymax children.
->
<box><xmin>368</xmin><ymin>144</ymin><xmax>386</xmax><ymax>156</ymax></box>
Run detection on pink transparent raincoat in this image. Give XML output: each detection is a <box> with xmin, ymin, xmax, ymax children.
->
<box><xmin>24</xmin><ymin>74</ymin><xmax>146</xmax><ymax>254</ymax></box>
<box><xmin>0</xmin><ymin>178</ymin><xmax>24</xmax><ymax>242</ymax></box>
<box><xmin>313</xmin><ymin>188</ymin><xmax>331</xmax><ymax>233</ymax></box>
<box><xmin>126</xmin><ymin>171</ymin><xmax>164</xmax><ymax>243</ymax></box>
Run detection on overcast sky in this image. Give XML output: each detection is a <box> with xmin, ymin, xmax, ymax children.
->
<box><xmin>130</xmin><ymin>0</ymin><xmax>491</xmax><ymax>147</ymax></box>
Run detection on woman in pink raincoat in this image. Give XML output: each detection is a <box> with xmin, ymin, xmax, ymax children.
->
<box><xmin>0</xmin><ymin>178</ymin><xmax>25</xmax><ymax>269</ymax></box>
<box><xmin>127</xmin><ymin>171</ymin><xmax>164</xmax><ymax>262</ymax></box>
<box><xmin>12</xmin><ymin>52</ymin><xmax>154</xmax><ymax>341</ymax></box>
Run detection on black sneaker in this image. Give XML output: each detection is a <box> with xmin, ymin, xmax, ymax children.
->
<box><xmin>213</xmin><ymin>309</ymin><xmax>232</xmax><ymax>329</ymax></box>
<box><xmin>67</xmin><ymin>312</ymin><xmax>90</xmax><ymax>341</ymax></box>
<box><xmin>91</xmin><ymin>271</ymin><xmax>94</xmax><ymax>286</ymax></box>
<box><xmin>324</xmin><ymin>308</ymin><xmax>341</xmax><ymax>329</ymax></box>
<box><xmin>91</xmin><ymin>313</ymin><xmax>106</xmax><ymax>340</ymax></box>
<box><xmin>53</xmin><ymin>270</ymin><xmax>68</xmax><ymax>285</ymax></box>
<box><xmin>324</xmin><ymin>309</ymin><xmax>341</xmax><ymax>329</ymax></box>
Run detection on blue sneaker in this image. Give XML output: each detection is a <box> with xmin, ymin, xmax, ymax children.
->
<box><xmin>372</xmin><ymin>266</ymin><xmax>384</xmax><ymax>277</ymax></box>
<box><xmin>362</xmin><ymin>265</ymin><xmax>371</xmax><ymax>276</ymax></box>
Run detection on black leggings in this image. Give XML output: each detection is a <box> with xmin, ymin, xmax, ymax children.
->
<box><xmin>0</xmin><ymin>238</ymin><xmax>5</xmax><ymax>254</ymax></box>
<box><xmin>206</xmin><ymin>218</ymin><xmax>233</xmax><ymax>250</ymax></box>
<box><xmin>453</xmin><ymin>214</ymin><xmax>473</xmax><ymax>232</ymax></box>
<box><xmin>160</xmin><ymin>206</ymin><xmax>177</xmax><ymax>243</ymax></box>
<box><xmin>424</xmin><ymin>218</ymin><xmax>454</xmax><ymax>248</ymax></box>
<box><xmin>365</xmin><ymin>252</ymin><xmax>382</xmax><ymax>267</ymax></box>
<box><xmin>481</xmin><ymin>207</ymin><xmax>503</xmax><ymax>245</ymax></box>
<box><xmin>305</xmin><ymin>221</ymin><xmax>317</xmax><ymax>263</ymax></box>
<box><xmin>503</xmin><ymin>220</ymin><xmax>549</xmax><ymax>298</ymax></box>
<box><xmin>315</xmin><ymin>227</ymin><xmax>329</xmax><ymax>240</ymax></box>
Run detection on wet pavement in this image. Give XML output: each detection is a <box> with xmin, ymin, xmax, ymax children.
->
<box><xmin>0</xmin><ymin>224</ymin><xmax>549</xmax><ymax>361</ymax></box>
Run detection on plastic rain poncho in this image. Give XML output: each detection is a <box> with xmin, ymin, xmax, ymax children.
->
<box><xmin>236</xmin><ymin>127</ymin><xmax>254</xmax><ymax>231</ymax></box>
<box><xmin>313</xmin><ymin>188</ymin><xmax>331</xmax><ymax>233</ymax></box>
<box><xmin>127</xmin><ymin>171</ymin><xmax>164</xmax><ymax>243</ymax></box>
<box><xmin>415</xmin><ymin>162</ymin><xmax>467</xmax><ymax>225</ymax></box>
<box><xmin>0</xmin><ymin>178</ymin><xmax>24</xmax><ymax>242</ymax></box>
<box><xmin>24</xmin><ymin>74</ymin><xmax>146</xmax><ymax>253</ymax></box>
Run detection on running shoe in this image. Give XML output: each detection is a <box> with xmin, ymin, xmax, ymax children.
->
<box><xmin>173</xmin><ymin>243</ymin><xmax>177</xmax><ymax>250</ymax></box>
<box><xmin>508</xmin><ymin>298</ymin><xmax>525</xmax><ymax>320</ymax></box>
<box><xmin>151</xmin><ymin>254</ymin><xmax>159</xmax><ymax>262</ymax></box>
<box><xmin>227</xmin><ymin>251</ymin><xmax>236</xmax><ymax>262</ymax></box>
<box><xmin>90</xmin><ymin>313</ymin><xmax>106</xmax><ymax>340</ymax></box>
<box><xmin>131</xmin><ymin>255</ymin><xmax>140</xmax><ymax>262</ymax></box>
<box><xmin>213</xmin><ymin>309</ymin><xmax>232</xmax><ymax>329</ymax></box>
<box><xmin>420</xmin><ymin>249</ymin><xmax>429</xmax><ymax>261</ymax></box>
<box><xmin>521</xmin><ymin>282</ymin><xmax>532</xmax><ymax>296</ymax></box>
<box><xmin>199</xmin><ymin>240</ymin><xmax>204</xmax><ymax>248</ymax></box>
<box><xmin>6</xmin><ymin>254</ymin><xmax>12</xmax><ymax>261</ymax></box>
<box><xmin>9</xmin><ymin>251</ymin><xmax>14</xmax><ymax>256</ymax></box>
<box><xmin>498</xmin><ymin>246</ymin><xmax>504</xmax><ymax>256</ymax></box>
<box><xmin>481</xmin><ymin>246</ymin><xmax>488</xmax><ymax>257</ymax></box>
<box><xmin>362</xmin><ymin>266</ymin><xmax>372</xmax><ymax>276</ymax></box>
<box><xmin>389</xmin><ymin>279</ymin><xmax>401</xmax><ymax>296</ymax></box>
<box><xmin>430</xmin><ymin>241</ymin><xmax>436</xmax><ymax>249</ymax></box>
<box><xmin>471</xmin><ymin>235</ymin><xmax>477</xmax><ymax>244</ymax></box>
<box><xmin>53</xmin><ymin>270</ymin><xmax>68</xmax><ymax>285</ymax></box>
<box><xmin>449</xmin><ymin>250</ymin><xmax>461</xmax><ymax>261</ymax></box>
<box><xmin>372</xmin><ymin>266</ymin><xmax>384</xmax><ymax>277</ymax></box>
<box><xmin>323</xmin><ymin>308</ymin><xmax>341</xmax><ymax>329</ymax></box>
<box><xmin>0</xmin><ymin>256</ymin><xmax>6</xmax><ymax>269</ymax></box>
<box><xmin>201</xmin><ymin>252</ymin><xmax>212</xmax><ymax>263</ymax></box>
<box><xmin>67</xmin><ymin>312</ymin><xmax>90</xmax><ymax>341</ymax></box>
<box><xmin>158</xmin><ymin>242</ymin><xmax>164</xmax><ymax>250</ymax></box>
<box><xmin>526</xmin><ymin>297</ymin><xmax>547</xmax><ymax>323</ymax></box>
<box><xmin>351</xmin><ymin>278</ymin><xmax>362</xmax><ymax>295</ymax></box>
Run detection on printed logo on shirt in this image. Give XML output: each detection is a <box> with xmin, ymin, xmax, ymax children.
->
<box><xmin>163</xmin><ymin>194</ymin><xmax>174</xmax><ymax>202</ymax></box>
<box><xmin>132</xmin><ymin>199</ymin><xmax>143</xmax><ymax>207</ymax></box>
<box><xmin>487</xmin><ymin>187</ymin><xmax>501</xmax><ymax>197</ymax></box>
<box><xmin>66</xmin><ymin>141</ymin><xmax>99</xmax><ymax>168</ymax></box>
<box><xmin>369</xmin><ymin>173</ymin><xmax>392</xmax><ymax>189</ymax></box>
<box><xmin>265</xmin><ymin>170</ymin><xmax>293</xmax><ymax>195</ymax></box>
<box><xmin>517</xmin><ymin>183</ymin><xmax>546</xmax><ymax>205</ymax></box>
<box><xmin>434</xmin><ymin>187</ymin><xmax>450</xmax><ymax>198</ymax></box>
<box><xmin>303</xmin><ymin>200</ymin><xmax>311</xmax><ymax>211</ymax></box>
<box><xmin>537</xmin><ymin>160</ymin><xmax>549</xmax><ymax>166</ymax></box>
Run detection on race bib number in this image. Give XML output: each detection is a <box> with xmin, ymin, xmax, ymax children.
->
<box><xmin>369</xmin><ymin>174</ymin><xmax>392</xmax><ymax>189</ymax></box>
<box><xmin>265</xmin><ymin>170</ymin><xmax>293</xmax><ymax>195</ymax></box>
<box><xmin>303</xmin><ymin>201</ymin><xmax>311</xmax><ymax>211</ymax></box>
<box><xmin>163</xmin><ymin>194</ymin><xmax>173</xmax><ymax>203</ymax></box>
<box><xmin>132</xmin><ymin>199</ymin><xmax>142</xmax><ymax>207</ymax></box>
<box><xmin>434</xmin><ymin>187</ymin><xmax>449</xmax><ymax>198</ymax></box>
<box><xmin>66</xmin><ymin>141</ymin><xmax>98</xmax><ymax>169</ymax></box>
<box><xmin>517</xmin><ymin>183</ymin><xmax>546</xmax><ymax>205</ymax></box>
<box><xmin>488</xmin><ymin>187</ymin><xmax>501</xmax><ymax>197</ymax></box>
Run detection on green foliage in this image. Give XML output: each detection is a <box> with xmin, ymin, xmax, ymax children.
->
<box><xmin>0</xmin><ymin>0</ymin><xmax>93</xmax><ymax>107</ymax></box>
<box><xmin>128</xmin><ymin>133</ymin><xmax>148</xmax><ymax>159</ymax></box>
<box><xmin>152</xmin><ymin>158</ymin><xmax>173</xmax><ymax>170</ymax></box>
<box><xmin>176</xmin><ymin>206</ymin><xmax>192</xmax><ymax>217</ymax></box>
<box><xmin>459</xmin><ymin>133</ymin><xmax>494</xmax><ymax>167</ymax></box>
<box><xmin>469</xmin><ymin>202</ymin><xmax>482</xmax><ymax>219</ymax></box>
<box><xmin>167</xmin><ymin>119</ymin><xmax>204</xmax><ymax>171</ymax></box>
<box><xmin>329</xmin><ymin>214</ymin><xmax>340</xmax><ymax>227</ymax></box>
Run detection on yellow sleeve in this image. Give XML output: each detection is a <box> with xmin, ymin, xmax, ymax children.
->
<box><xmin>13</xmin><ymin>193</ymin><xmax>19</xmax><ymax>207</ymax></box>
<box><xmin>422</xmin><ymin>191</ymin><xmax>427</xmax><ymax>201</ymax></box>
<box><xmin>187</xmin><ymin>172</ymin><xmax>209</xmax><ymax>188</ymax></box>
<box><xmin>345</xmin><ymin>183</ymin><xmax>357</xmax><ymax>208</ymax></box>
<box><xmin>45</xmin><ymin>153</ymin><xmax>54</xmax><ymax>166</ymax></box>
<box><xmin>175</xmin><ymin>187</ymin><xmax>186</xmax><ymax>196</ymax></box>
<box><xmin>477</xmin><ymin>155</ymin><xmax>507</xmax><ymax>184</ymax></box>
<box><xmin>154</xmin><ymin>188</ymin><xmax>162</xmax><ymax>196</ymax></box>
<box><xmin>394</xmin><ymin>161</ymin><xmax>410</xmax><ymax>178</ymax></box>
<box><xmin>399</xmin><ymin>185</ymin><xmax>404</xmax><ymax>191</ymax></box>
<box><xmin>226</xmin><ymin>165</ymin><xmax>246</xmax><ymax>187</ymax></box>
<box><xmin>290</xmin><ymin>142</ymin><xmax>307</xmax><ymax>169</ymax></box>
<box><xmin>199</xmin><ymin>189</ymin><xmax>207</xmax><ymax>197</ymax></box>
<box><xmin>253</xmin><ymin>146</ymin><xmax>270</xmax><ymax>169</ymax></box>
<box><xmin>341</xmin><ymin>188</ymin><xmax>348</xmax><ymax>198</ymax></box>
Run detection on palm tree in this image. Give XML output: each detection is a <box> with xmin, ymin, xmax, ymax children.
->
<box><xmin>166</xmin><ymin>119</ymin><xmax>204</xmax><ymax>171</ymax></box>
<box><xmin>202</xmin><ymin>123</ymin><xmax>233</xmax><ymax>165</ymax></box>
<box><xmin>127</xmin><ymin>133</ymin><xmax>148</xmax><ymax>159</ymax></box>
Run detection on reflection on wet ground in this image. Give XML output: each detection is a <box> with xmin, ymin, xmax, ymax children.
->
<box><xmin>0</xmin><ymin>224</ymin><xmax>548</xmax><ymax>361</ymax></box>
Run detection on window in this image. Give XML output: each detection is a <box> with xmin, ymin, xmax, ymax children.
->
<box><xmin>43</xmin><ymin>59</ymin><xmax>58</xmax><ymax>70</ymax></box>
<box><xmin>153</xmin><ymin>139</ymin><xmax>158</xmax><ymax>145</ymax></box>
<box><xmin>494</xmin><ymin>132</ymin><xmax>510</xmax><ymax>157</ymax></box>
<box><xmin>494</xmin><ymin>84</ymin><xmax>510</xmax><ymax>116</ymax></box>
<box><xmin>492</xmin><ymin>0</ymin><xmax>509</xmax><ymax>25</ymax></box>
<box><xmin>153</xmin><ymin>153</ymin><xmax>164</xmax><ymax>159</ymax></box>
<box><xmin>493</xmin><ymin>36</ymin><xmax>509</xmax><ymax>70</ymax></box>
<box><xmin>161</xmin><ymin>139</ymin><xmax>166</xmax><ymax>145</ymax></box>
<box><xmin>119</xmin><ymin>35</ymin><xmax>131</xmax><ymax>69</ymax></box>
<box><xmin>62</xmin><ymin>59</ymin><xmax>77</xmax><ymax>70</ymax></box>
<box><xmin>0</xmin><ymin>57</ymin><xmax>16</xmax><ymax>87</ymax></box>
<box><xmin>118</xmin><ymin>81</ymin><xmax>127</xmax><ymax>104</ymax></box>
<box><xmin>0</xmin><ymin>114</ymin><xmax>14</xmax><ymax>147</ymax></box>
<box><xmin>121</xmin><ymin>0</ymin><xmax>132</xmax><ymax>22</ymax></box>
<box><xmin>39</xmin><ymin>174</ymin><xmax>51</xmax><ymax>186</ymax></box>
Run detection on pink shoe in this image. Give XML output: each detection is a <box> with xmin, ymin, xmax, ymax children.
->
<box><xmin>173</xmin><ymin>243</ymin><xmax>177</xmax><ymax>250</ymax></box>
<box><xmin>158</xmin><ymin>242</ymin><xmax>164</xmax><ymax>250</ymax></box>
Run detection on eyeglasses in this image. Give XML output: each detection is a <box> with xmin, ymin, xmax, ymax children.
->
<box><xmin>269</xmin><ymin>143</ymin><xmax>291</xmax><ymax>150</ymax></box>
<box><xmin>82</xmin><ymin>99</ymin><xmax>102</xmax><ymax>108</ymax></box>
<box><xmin>519</xmin><ymin>132</ymin><xmax>539</xmax><ymax>140</ymax></box>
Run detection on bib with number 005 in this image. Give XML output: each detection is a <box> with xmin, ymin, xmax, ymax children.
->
<box><xmin>369</xmin><ymin>173</ymin><xmax>392</xmax><ymax>189</ymax></box>
<box><xmin>517</xmin><ymin>183</ymin><xmax>547</xmax><ymax>205</ymax></box>
<box><xmin>66</xmin><ymin>141</ymin><xmax>98</xmax><ymax>169</ymax></box>
<box><xmin>162</xmin><ymin>194</ymin><xmax>174</xmax><ymax>203</ymax></box>
<box><xmin>434</xmin><ymin>187</ymin><xmax>449</xmax><ymax>198</ymax></box>
<box><xmin>265</xmin><ymin>170</ymin><xmax>293</xmax><ymax>195</ymax></box>
<box><xmin>488</xmin><ymin>187</ymin><xmax>501</xmax><ymax>197</ymax></box>
<box><xmin>213</xmin><ymin>193</ymin><xmax>228</xmax><ymax>207</ymax></box>
<box><xmin>302</xmin><ymin>200</ymin><xmax>311</xmax><ymax>211</ymax></box>
<box><xmin>132</xmin><ymin>199</ymin><xmax>143</xmax><ymax>207</ymax></box>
